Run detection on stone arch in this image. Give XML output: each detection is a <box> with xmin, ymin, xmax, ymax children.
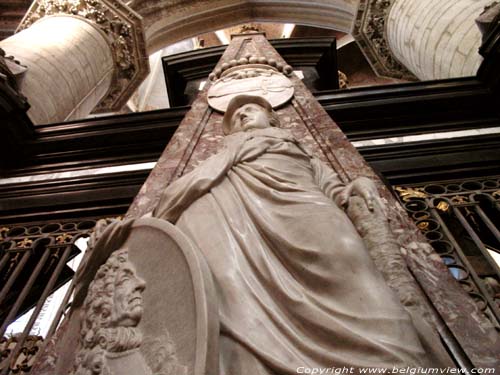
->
<box><xmin>130</xmin><ymin>0</ymin><xmax>359</xmax><ymax>53</ymax></box>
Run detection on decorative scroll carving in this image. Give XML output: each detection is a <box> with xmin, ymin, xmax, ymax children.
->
<box><xmin>17</xmin><ymin>0</ymin><xmax>149</xmax><ymax>112</ymax></box>
<box><xmin>353</xmin><ymin>0</ymin><xmax>417</xmax><ymax>80</ymax></box>
<box><xmin>395</xmin><ymin>186</ymin><xmax>428</xmax><ymax>201</ymax></box>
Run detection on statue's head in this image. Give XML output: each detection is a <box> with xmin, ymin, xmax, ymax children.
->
<box><xmin>222</xmin><ymin>95</ymin><xmax>280</xmax><ymax>135</ymax></box>
<box><xmin>84</xmin><ymin>248</ymin><xmax>146</xmax><ymax>331</ymax></box>
<box><xmin>73</xmin><ymin>248</ymin><xmax>146</xmax><ymax>374</ymax></box>
<box><xmin>110</xmin><ymin>251</ymin><xmax>146</xmax><ymax>327</ymax></box>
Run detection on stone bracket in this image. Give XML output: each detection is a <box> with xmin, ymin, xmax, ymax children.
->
<box><xmin>17</xmin><ymin>0</ymin><xmax>149</xmax><ymax>113</ymax></box>
<box><xmin>353</xmin><ymin>0</ymin><xmax>417</xmax><ymax>81</ymax></box>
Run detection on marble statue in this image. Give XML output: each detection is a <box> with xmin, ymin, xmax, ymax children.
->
<box><xmin>154</xmin><ymin>95</ymin><xmax>431</xmax><ymax>374</ymax></box>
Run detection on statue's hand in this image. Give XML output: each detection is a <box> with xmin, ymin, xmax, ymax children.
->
<box><xmin>337</xmin><ymin>177</ymin><xmax>381</xmax><ymax>212</ymax></box>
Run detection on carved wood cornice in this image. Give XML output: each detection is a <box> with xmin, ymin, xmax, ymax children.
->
<box><xmin>16</xmin><ymin>0</ymin><xmax>149</xmax><ymax>112</ymax></box>
<box><xmin>353</xmin><ymin>0</ymin><xmax>417</xmax><ymax>80</ymax></box>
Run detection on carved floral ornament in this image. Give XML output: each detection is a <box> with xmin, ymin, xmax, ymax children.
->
<box><xmin>17</xmin><ymin>0</ymin><xmax>149</xmax><ymax>112</ymax></box>
<box><xmin>353</xmin><ymin>0</ymin><xmax>416</xmax><ymax>80</ymax></box>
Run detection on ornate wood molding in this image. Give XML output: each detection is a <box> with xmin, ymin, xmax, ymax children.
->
<box><xmin>17</xmin><ymin>0</ymin><xmax>149</xmax><ymax>112</ymax></box>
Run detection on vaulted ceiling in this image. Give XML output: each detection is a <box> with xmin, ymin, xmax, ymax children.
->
<box><xmin>128</xmin><ymin>0</ymin><xmax>359</xmax><ymax>53</ymax></box>
<box><xmin>1</xmin><ymin>0</ymin><xmax>359</xmax><ymax>51</ymax></box>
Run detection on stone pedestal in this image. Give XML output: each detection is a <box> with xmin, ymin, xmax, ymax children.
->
<box><xmin>0</xmin><ymin>0</ymin><xmax>149</xmax><ymax>125</ymax></box>
<box><xmin>386</xmin><ymin>0</ymin><xmax>492</xmax><ymax>80</ymax></box>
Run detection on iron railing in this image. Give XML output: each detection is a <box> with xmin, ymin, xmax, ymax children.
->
<box><xmin>396</xmin><ymin>177</ymin><xmax>500</xmax><ymax>331</ymax></box>
<box><xmin>0</xmin><ymin>220</ymin><xmax>97</xmax><ymax>374</ymax></box>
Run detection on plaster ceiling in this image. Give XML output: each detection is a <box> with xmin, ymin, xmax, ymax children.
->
<box><xmin>0</xmin><ymin>0</ymin><xmax>359</xmax><ymax>50</ymax></box>
<box><xmin>128</xmin><ymin>0</ymin><xmax>359</xmax><ymax>53</ymax></box>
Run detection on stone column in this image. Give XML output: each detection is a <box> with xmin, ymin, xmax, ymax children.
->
<box><xmin>386</xmin><ymin>0</ymin><xmax>492</xmax><ymax>80</ymax></box>
<box><xmin>1</xmin><ymin>16</ymin><xmax>113</xmax><ymax>124</ymax></box>
<box><xmin>0</xmin><ymin>0</ymin><xmax>148</xmax><ymax>125</ymax></box>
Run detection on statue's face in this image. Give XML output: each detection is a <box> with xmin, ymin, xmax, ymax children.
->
<box><xmin>110</xmin><ymin>261</ymin><xmax>146</xmax><ymax>327</ymax></box>
<box><xmin>230</xmin><ymin>103</ymin><xmax>271</xmax><ymax>133</ymax></box>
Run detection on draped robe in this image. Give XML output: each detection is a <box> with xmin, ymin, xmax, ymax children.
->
<box><xmin>154</xmin><ymin>127</ymin><xmax>427</xmax><ymax>374</ymax></box>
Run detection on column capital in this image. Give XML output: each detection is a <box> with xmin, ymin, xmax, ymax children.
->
<box><xmin>17</xmin><ymin>0</ymin><xmax>149</xmax><ymax>113</ymax></box>
<box><xmin>353</xmin><ymin>0</ymin><xmax>417</xmax><ymax>80</ymax></box>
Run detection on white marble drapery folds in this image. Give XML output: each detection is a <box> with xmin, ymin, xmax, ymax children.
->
<box><xmin>154</xmin><ymin>127</ymin><xmax>429</xmax><ymax>374</ymax></box>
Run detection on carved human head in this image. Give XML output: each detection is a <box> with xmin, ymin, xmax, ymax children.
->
<box><xmin>80</xmin><ymin>248</ymin><xmax>145</xmax><ymax>344</ymax></box>
<box><xmin>71</xmin><ymin>220</ymin><xmax>149</xmax><ymax>375</ymax></box>
<box><xmin>74</xmin><ymin>248</ymin><xmax>146</xmax><ymax>374</ymax></box>
<box><xmin>222</xmin><ymin>95</ymin><xmax>280</xmax><ymax>134</ymax></box>
<box><xmin>110</xmin><ymin>252</ymin><xmax>146</xmax><ymax>327</ymax></box>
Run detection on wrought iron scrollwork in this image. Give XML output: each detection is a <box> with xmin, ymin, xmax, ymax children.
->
<box><xmin>396</xmin><ymin>177</ymin><xmax>500</xmax><ymax>331</ymax></box>
<box><xmin>0</xmin><ymin>218</ymin><xmax>102</xmax><ymax>374</ymax></box>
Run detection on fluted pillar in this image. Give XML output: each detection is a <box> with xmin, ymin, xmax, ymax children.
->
<box><xmin>0</xmin><ymin>0</ymin><xmax>148</xmax><ymax>125</ymax></box>
<box><xmin>386</xmin><ymin>0</ymin><xmax>491</xmax><ymax>80</ymax></box>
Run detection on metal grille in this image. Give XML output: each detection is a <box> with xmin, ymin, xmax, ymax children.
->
<box><xmin>396</xmin><ymin>177</ymin><xmax>500</xmax><ymax>331</ymax></box>
<box><xmin>0</xmin><ymin>220</ymin><xmax>98</xmax><ymax>374</ymax></box>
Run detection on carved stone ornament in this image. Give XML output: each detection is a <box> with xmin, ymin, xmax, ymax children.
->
<box><xmin>32</xmin><ymin>218</ymin><xmax>219</xmax><ymax>375</ymax></box>
<box><xmin>152</xmin><ymin>95</ymin><xmax>454</xmax><ymax>370</ymax></box>
<box><xmin>17</xmin><ymin>0</ymin><xmax>149</xmax><ymax>112</ymax></box>
<box><xmin>353</xmin><ymin>0</ymin><xmax>417</xmax><ymax>80</ymax></box>
<box><xmin>338</xmin><ymin>70</ymin><xmax>348</xmax><ymax>89</ymax></box>
<box><xmin>238</xmin><ymin>24</ymin><xmax>262</xmax><ymax>34</ymax></box>
<box><xmin>207</xmin><ymin>54</ymin><xmax>294</xmax><ymax>112</ymax></box>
